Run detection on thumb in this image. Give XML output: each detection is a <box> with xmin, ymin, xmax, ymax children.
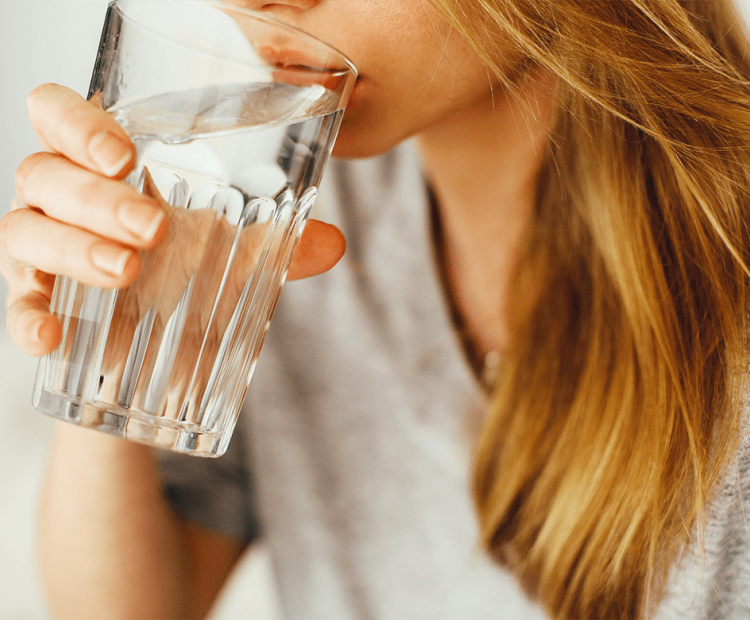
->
<box><xmin>286</xmin><ymin>219</ymin><xmax>346</xmax><ymax>281</ymax></box>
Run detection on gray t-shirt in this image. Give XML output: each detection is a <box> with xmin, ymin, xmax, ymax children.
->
<box><xmin>158</xmin><ymin>142</ymin><xmax>750</xmax><ymax>620</ymax></box>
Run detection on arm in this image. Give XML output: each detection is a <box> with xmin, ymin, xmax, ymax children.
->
<box><xmin>38</xmin><ymin>424</ymin><xmax>245</xmax><ymax>619</ymax></box>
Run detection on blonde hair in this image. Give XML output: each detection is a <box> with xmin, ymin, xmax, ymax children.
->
<box><xmin>430</xmin><ymin>1</ymin><xmax>750</xmax><ymax>617</ymax></box>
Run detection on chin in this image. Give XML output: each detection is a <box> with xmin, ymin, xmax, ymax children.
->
<box><xmin>331</xmin><ymin>138</ymin><xmax>392</xmax><ymax>159</ymax></box>
<box><xmin>330</xmin><ymin>117</ymin><xmax>411</xmax><ymax>160</ymax></box>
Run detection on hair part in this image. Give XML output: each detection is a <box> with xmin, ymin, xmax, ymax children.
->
<box><xmin>429</xmin><ymin>1</ymin><xmax>750</xmax><ymax>617</ymax></box>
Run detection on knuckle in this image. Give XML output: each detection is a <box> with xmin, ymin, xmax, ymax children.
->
<box><xmin>15</xmin><ymin>152</ymin><xmax>48</xmax><ymax>198</ymax></box>
<box><xmin>0</xmin><ymin>209</ymin><xmax>26</xmax><ymax>252</ymax></box>
<box><xmin>26</xmin><ymin>83</ymin><xmax>57</xmax><ymax>115</ymax></box>
<box><xmin>5</xmin><ymin>296</ymin><xmax>39</xmax><ymax>354</ymax></box>
<box><xmin>5</xmin><ymin>303</ymin><xmax>17</xmax><ymax>341</ymax></box>
<box><xmin>5</xmin><ymin>293</ymin><xmax>22</xmax><ymax>323</ymax></box>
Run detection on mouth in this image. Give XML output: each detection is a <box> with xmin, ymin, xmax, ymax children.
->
<box><xmin>258</xmin><ymin>45</ymin><xmax>355</xmax><ymax>93</ymax></box>
<box><xmin>260</xmin><ymin>46</ymin><xmax>325</xmax><ymax>69</ymax></box>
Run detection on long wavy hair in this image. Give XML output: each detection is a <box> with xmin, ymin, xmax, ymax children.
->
<box><xmin>429</xmin><ymin>1</ymin><xmax>750</xmax><ymax>617</ymax></box>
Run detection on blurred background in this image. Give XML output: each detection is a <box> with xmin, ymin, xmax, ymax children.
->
<box><xmin>2</xmin><ymin>1</ymin><xmax>750</xmax><ymax>619</ymax></box>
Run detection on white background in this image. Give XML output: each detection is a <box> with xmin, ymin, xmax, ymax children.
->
<box><xmin>1</xmin><ymin>1</ymin><xmax>749</xmax><ymax>618</ymax></box>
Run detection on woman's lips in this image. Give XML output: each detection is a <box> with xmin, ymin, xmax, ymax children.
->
<box><xmin>258</xmin><ymin>45</ymin><xmax>355</xmax><ymax>93</ymax></box>
<box><xmin>258</xmin><ymin>46</ymin><xmax>325</xmax><ymax>70</ymax></box>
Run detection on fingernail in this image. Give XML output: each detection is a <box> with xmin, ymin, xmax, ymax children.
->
<box><xmin>90</xmin><ymin>243</ymin><xmax>131</xmax><ymax>277</ymax></box>
<box><xmin>118</xmin><ymin>201</ymin><xmax>165</xmax><ymax>241</ymax></box>
<box><xmin>89</xmin><ymin>131</ymin><xmax>132</xmax><ymax>176</ymax></box>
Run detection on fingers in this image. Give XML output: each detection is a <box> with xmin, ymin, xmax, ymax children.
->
<box><xmin>27</xmin><ymin>83</ymin><xmax>135</xmax><ymax>179</ymax></box>
<box><xmin>6</xmin><ymin>291</ymin><xmax>62</xmax><ymax>357</ymax></box>
<box><xmin>15</xmin><ymin>152</ymin><xmax>167</xmax><ymax>249</ymax></box>
<box><xmin>5</xmin><ymin>83</ymin><xmax>149</xmax><ymax>358</ymax></box>
<box><xmin>286</xmin><ymin>219</ymin><xmax>346</xmax><ymax>281</ymax></box>
<box><xmin>0</xmin><ymin>208</ymin><xmax>141</xmax><ymax>289</ymax></box>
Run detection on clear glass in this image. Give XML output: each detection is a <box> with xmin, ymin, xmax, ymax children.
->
<box><xmin>33</xmin><ymin>0</ymin><xmax>357</xmax><ymax>457</ymax></box>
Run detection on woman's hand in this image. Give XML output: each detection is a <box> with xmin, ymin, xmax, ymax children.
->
<box><xmin>0</xmin><ymin>83</ymin><xmax>345</xmax><ymax>358</ymax></box>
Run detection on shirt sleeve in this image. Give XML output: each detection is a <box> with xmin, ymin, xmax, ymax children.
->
<box><xmin>154</xmin><ymin>421</ymin><xmax>262</xmax><ymax>545</ymax></box>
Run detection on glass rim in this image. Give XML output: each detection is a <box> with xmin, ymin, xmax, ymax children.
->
<box><xmin>110</xmin><ymin>0</ymin><xmax>358</xmax><ymax>78</ymax></box>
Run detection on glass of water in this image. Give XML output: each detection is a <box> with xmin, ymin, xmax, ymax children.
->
<box><xmin>33</xmin><ymin>0</ymin><xmax>357</xmax><ymax>457</ymax></box>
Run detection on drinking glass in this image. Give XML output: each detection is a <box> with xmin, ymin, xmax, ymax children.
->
<box><xmin>33</xmin><ymin>0</ymin><xmax>357</xmax><ymax>456</ymax></box>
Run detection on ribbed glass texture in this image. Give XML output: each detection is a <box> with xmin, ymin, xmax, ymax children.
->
<box><xmin>32</xmin><ymin>0</ymin><xmax>355</xmax><ymax>456</ymax></box>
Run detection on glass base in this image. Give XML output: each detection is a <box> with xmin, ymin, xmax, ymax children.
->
<box><xmin>33</xmin><ymin>387</ymin><xmax>227</xmax><ymax>457</ymax></box>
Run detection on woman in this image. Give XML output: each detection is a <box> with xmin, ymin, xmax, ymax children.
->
<box><xmin>3</xmin><ymin>0</ymin><xmax>750</xmax><ymax>618</ymax></box>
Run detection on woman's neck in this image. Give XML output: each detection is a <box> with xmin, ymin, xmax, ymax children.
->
<box><xmin>416</xmin><ymin>71</ymin><xmax>554</xmax><ymax>357</ymax></box>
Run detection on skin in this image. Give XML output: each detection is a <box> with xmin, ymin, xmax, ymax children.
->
<box><xmin>0</xmin><ymin>1</ymin><xmax>553</xmax><ymax>617</ymax></box>
<box><xmin>239</xmin><ymin>0</ymin><xmax>553</xmax><ymax>352</ymax></box>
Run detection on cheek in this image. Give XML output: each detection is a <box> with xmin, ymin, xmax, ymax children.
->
<box><xmin>317</xmin><ymin>3</ymin><xmax>499</xmax><ymax>157</ymax></box>
<box><xmin>331</xmin><ymin>60</ymin><xmax>495</xmax><ymax>159</ymax></box>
